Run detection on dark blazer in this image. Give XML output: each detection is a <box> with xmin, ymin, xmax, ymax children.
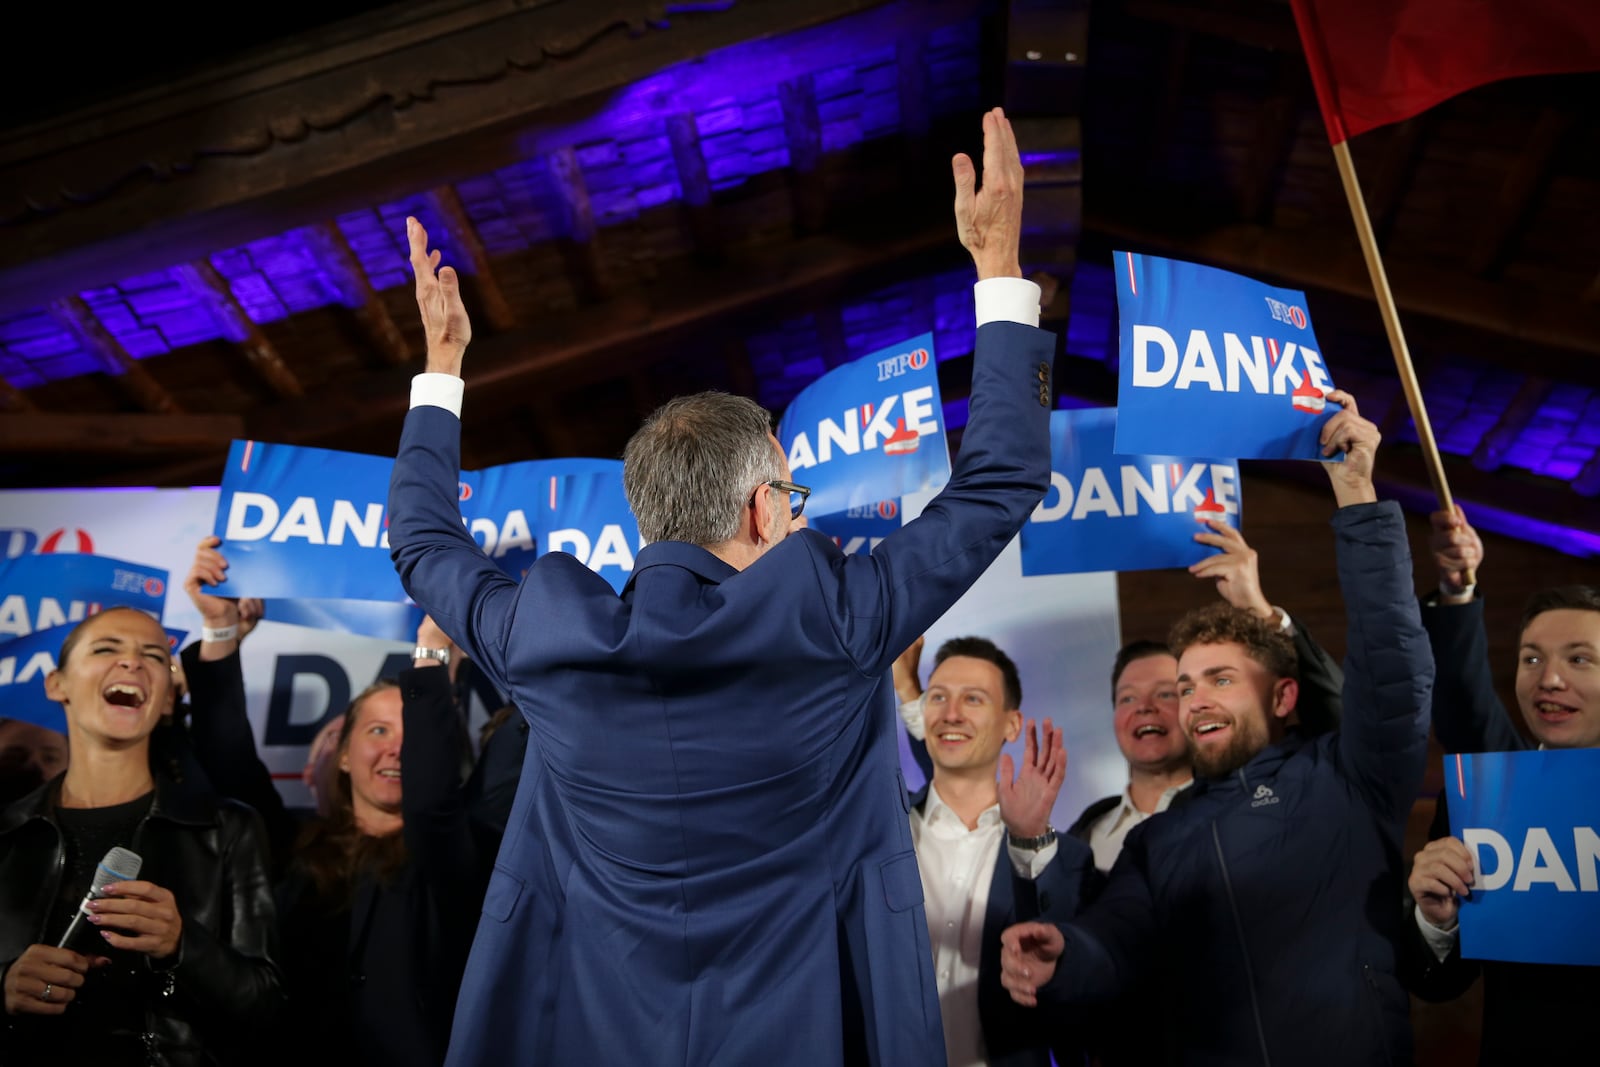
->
<box><xmin>1399</xmin><ymin>599</ymin><xmax>1596</xmax><ymax>1064</ymax></box>
<box><xmin>388</xmin><ymin>319</ymin><xmax>1056</xmax><ymax>1067</ymax></box>
<box><xmin>906</xmin><ymin>783</ymin><xmax>1097</xmax><ymax>1067</ymax></box>
<box><xmin>184</xmin><ymin>650</ymin><xmax>490</xmax><ymax>1067</ymax></box>
<box><xmin>1037</xmin><ymin>503</ymin><xmax>1433</xmax><ymax>1066</ymax></box>
<box><xmin>0</xmin><ymin>772</ymin><xmax>282</xmax><ymax>1066</ymax></box>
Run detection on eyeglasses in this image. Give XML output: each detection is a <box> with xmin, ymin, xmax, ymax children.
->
<box><xmin>756</xmin><ymin>479</ymin><xmax>811</xmax><ymax>519</ymax></box>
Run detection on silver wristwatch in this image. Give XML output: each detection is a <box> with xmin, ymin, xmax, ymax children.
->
<box><xmin>1009</xmin><ymin>827</ymin><xmax>1057</xmax><ymax>851</ymax></box>
<box><xmin>412</xmin><ymin>646</ymin><xmax>452</xmax><ymax>667</ymax></box>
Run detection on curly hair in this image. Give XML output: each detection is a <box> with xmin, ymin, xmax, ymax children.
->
<box><xmin>1167</xmin><ymin>602</ymin><xmax>1297</xmax><ymax>681</ymax></box>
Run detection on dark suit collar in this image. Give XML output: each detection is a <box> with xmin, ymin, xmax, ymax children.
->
<box><xmin>624</xmin><ymin>540</ymin><xmax>739</xmax><ymax>592</ymax></box>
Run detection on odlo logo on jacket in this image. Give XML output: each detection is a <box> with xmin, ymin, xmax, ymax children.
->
<box><xmin>1251</xmin><ymin>784</ymin><xmax>1280</xmax><ymax>808</ymax></box>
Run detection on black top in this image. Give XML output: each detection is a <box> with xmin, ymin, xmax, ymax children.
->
<box><xmin>49</xmin><ymin>791</ymin><xmax>154</xmax><ymax>1063</ymax></box>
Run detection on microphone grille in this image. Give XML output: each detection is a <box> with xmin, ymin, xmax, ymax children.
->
<box><xmin>92</xmin><ymin>847</ymin><xmax>143</xmax><ymax>892</ymax></box>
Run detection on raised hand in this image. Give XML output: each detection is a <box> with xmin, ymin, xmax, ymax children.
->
<box><xmin>407</xmin><ymin>216</ymin><xmax>472</xmax><ymax>376</ymax></box>
<box><xmin>998</xmin><ymin>717</ymin><xmax>1067</xmax><ymax>840</ymax></box>
<box><xmin>1318</xmin><ymin>389</ymin><xmax>1380</xmax><ymax>507</ymax></box>
<box><xmin>184</xmin><ymin>535</ymin><xmax>238</xmax><ymax>630</ymax></box>
<box><xmin>85</xmin><ymin>879</ymin><xmax>183</xmax><ymax>961</ymax></box>
<box><xmin>953</xmin><ymin>107</ymin><xmax>1024</xmax><ymax>281</ymax></box>
<box><xmin>1409</xmin><ymin>836</ymin><xmax>1475</xmax><ymax>929</ymax></box>
<box><xmin>1429</xmin><ymin>505</ymin><xmax>1483</xmax><ymax>598</ymax></box>
<box><xmin>999</xmin><ymin>921</ymin><xmax>1065</xmax><ymax>1007</ymax></box>
<box><xmin>892</xmin><ymin>635</ymin><xmax>926</xmax><ymax>705</ymax></box>
<box><xmin>1190</xmin><ymin>520</ymin><xmax>1273</xmax><ymax>619</ymax></box>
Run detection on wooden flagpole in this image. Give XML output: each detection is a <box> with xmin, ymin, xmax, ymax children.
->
<box><xmin>1327</xmin><ymin>140</ymin><xmax>1455</xmax><ymax>518</ymax></box>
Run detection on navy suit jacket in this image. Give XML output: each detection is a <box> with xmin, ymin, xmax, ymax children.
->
<box><xmin>387</xmin><ymin>320</ymin><xmax>1055</xmax><ymax>1067</ymax></box>
<box><xmin>906</xmin><ymin>782</ymin><xmax>1098</xmax><ymax>1067</ymax></box>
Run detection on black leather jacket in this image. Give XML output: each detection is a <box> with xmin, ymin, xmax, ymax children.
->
<box><xmin>0</xmin><ymin>772</ymin><xmax>283</xmax><ymax>1066</ymax></box>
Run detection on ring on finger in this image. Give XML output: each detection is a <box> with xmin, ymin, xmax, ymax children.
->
<box><xmin>40</xmin><ymin>982</ymin><xmax>52</xmax><ymax>1002</ymax></box>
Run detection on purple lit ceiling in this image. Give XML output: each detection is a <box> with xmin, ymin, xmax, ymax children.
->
<box><xmin>1</xmin><ymin>0</ymin><xmax>1598</xmax><ymax>560</ymax></box>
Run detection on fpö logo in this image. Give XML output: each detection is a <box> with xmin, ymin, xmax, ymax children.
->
<box><xmin>1263</xmin><ymin>297</ymin><xmax>1308</xmax><ymax>330</ymax></box>
<box><xmin>0</xmin><ymin>527</ymin><xmax>96</xmax><ymax>559</ymax></box>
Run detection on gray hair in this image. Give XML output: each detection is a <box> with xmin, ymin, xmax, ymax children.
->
<box><xmin>623</xmin><ymin>392</ymin><xmax>784</xmax><ymax>546</ymax></box>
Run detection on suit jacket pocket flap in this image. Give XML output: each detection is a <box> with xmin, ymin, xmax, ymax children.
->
<box><xmin>880</xmin><ymin>851</ymin><xmax>924</xmax><ymax>913</ymax></box>
<box><xmin>483</xmin><ymin>865</ymin><xmax>526</xmax><ymax>923</ymax></box>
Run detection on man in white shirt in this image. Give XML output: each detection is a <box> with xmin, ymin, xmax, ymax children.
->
<box><xmin>895</xmin><ymin>635</ymin><xmax>1098</xmax><ymax>1067</ymax></box>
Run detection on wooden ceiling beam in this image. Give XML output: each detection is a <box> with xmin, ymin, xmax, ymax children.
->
<box><xmin>98</xmin><ymin>218</ymin><xmax>964</xmax><ymax>487</ymax></box>
<box><xmin>47</xmin><ymin>295</ymin><xmax>181</xmax><ymax>413</ymax></box>
<box><xmin>1085</xmin><ymin>212</ymin><xmax>1600</xmax><ymax>380</ymax></box>
<box><xmin>1466</xmin><ymin>107</ymin><xmax>1573</xmax><ymax>278</ymax></box>
<box><xmin>1</xmin><ymin>0</ymin><xmax>992</xmax><ymax>312</ymax></box>
<box><xmin>1122</xmin><ymin>0</ymin><xmax>1303</xmax><ymax>53</ymax></box>
<box><xmin>666</xmin><ymin>113</ymin><xmax>723</xmax><ymax>263</ymax></box>
<box><xmin>780</xmin><ymin>74</ymin><xmax>827</xmax><ymax>235</ymax></box>
<box><xmin>0</xmin><ymin>377</ymin><xmax>36</xmax><ymax>413</ymax></box>
<box><xmin>173</xmin><ymin>262</ymin><xmax>304</xmax><ymax>398</ymax></box>
<box><xmin>1238</xmin><ymin>56</ymin><xmax>1303</xmax><ymax>224</ymax></box>
<box><xmin>303</xmin><ymin>222</ymin><xmax>411</xmax><ymax>366</ymax></box>
<box><xmin>427</xmin><ymin>185</ymin><xmax>520</xmax><ymax>328</ymax></box>
<box><xmin>1471</xmin><ymin>376</ymin><xmax>1554</xmax><ymax>472</ymax></box>
<box><xmin>0</xmin><ymin>412</ymin><xmax>242</xmax><ymax>452</ymax></box>
<box><xmin>1365</xmin><ymin>115</ymin><xmax>1433</xmax><ymax>249</ymax></box>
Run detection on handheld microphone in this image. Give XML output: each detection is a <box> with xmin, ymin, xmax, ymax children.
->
<box><xmin>57</xmin><ymin>846</ymin><xmax>142</xmax><ymax>950</ymax></box>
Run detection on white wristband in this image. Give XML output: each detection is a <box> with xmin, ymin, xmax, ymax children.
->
<box><xmin>201</xmin><ymin>624</ymin><xmax>239</xmax><ymax>643</ymax></box>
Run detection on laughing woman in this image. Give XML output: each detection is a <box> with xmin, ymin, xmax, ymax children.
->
<box><xmin>0</xmin><ymin>606</ymin><xmax>282</xmax><ymax>1066</ymax></box>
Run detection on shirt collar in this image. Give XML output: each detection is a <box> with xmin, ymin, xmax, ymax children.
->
<box><xmin>925</xmin><ymin>780</ymin><xmax>1003</xmax><ymax>829</ymax></box>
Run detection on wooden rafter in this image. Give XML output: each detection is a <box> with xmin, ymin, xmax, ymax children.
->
<box><xmin>0</xmin><ymin>377</ymin><xmax>37</xmax><ymax>413</ymax></box>
<box><xmin>3</xmin><ymin>0</ymin><xmax>977</xmax><ymax>311</ymax></box>
<box><xmin>173</xmin><ymin>262</ymin><xmax>304</xmax><ymax>398</ymax></box>
<box><xmin>1471</xmin><ymin>376</ymin><xmax>1555</xmax><ymax>472</ymax></box>
<box><xmin>814</xmin><ymin>303</ymin><xmax>850</xmax><ymax>369</ymax></box>
<box><xmin>544</xmin><ymin>151</ymin><xmax>612</xmax><ymax>306</ymax></box>
<box><xmin>303</xmin><ymin>222</ymin><xmax>411</xmax><ymax>366</ymax></box>
<box><xmin>1466</xmin><ymin>108</ymin><xmax>1573</xmax><ymax>278</ymax></box>
<box><xmin>0</xmin><ymin>413</ymin><xmax>242</xmax><ymax>452</ymax></box>
<box><xmin>1237</xmin><ymin>54</ymin><xmax>1303</xmax><ymax>223</ymax></box>
<box><xmin>779</xmin><ymin>74</ymin><xmax>827</xmax><ymax>234</ymax></box>
<box><xmin>47</xmin><ymin>295</ymin><xmax>181</xmax><ymax>413</ymax></box>
<box><xmin>426</xmin><ymin>185</ymin><xmax>519</xmax><ymax>328</ymax></box>
<box><xmin>1366</xmin><ymin>115</ymin><xmax>1433</xmax><ymax>248</ymax></box>
<box><xmin>1084</xmin><ymin>212</ymin><xmax>1600</xmax><ymax>379</ymax></box>
<box><xmin>666</xmin><ymin>113</ymin><xmax>723</xmax><ymax>262</ymax></box>
<box><xmin>97</xmin><ymin>221</ymin><xmax>963</xmax><ymax>487</ymax></box>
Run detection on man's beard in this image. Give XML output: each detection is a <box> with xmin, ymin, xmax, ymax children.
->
<box><xmin>1189</xmin><ymin>719</ymin><xmax>1266</xmax><ymax>778</ymax></box>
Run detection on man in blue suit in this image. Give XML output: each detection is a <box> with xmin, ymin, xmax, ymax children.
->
<box><xmin>387</xmin><ymin>107</ymin><xmax>1057</xmax><ymax>1066</ymax></box>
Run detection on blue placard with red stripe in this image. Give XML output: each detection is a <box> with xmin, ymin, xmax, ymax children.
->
<box><xmin>808</xmin><ymin>497</ymin><xmax>905</xmax><ymax>556</ymax></box>
<box><xmin>1113</xmin><ymin>251</ymin><xmax>1342</xmax><ymax>461</ymax></box>
<box><xmin>777</xmin><ymin>333</ymin><xmax>951</xmax><ymax>521</ymax></box>
<box><xmin>0</xmin><ymin>553</ymin><xmax>169</xmax><ymax>644</ymax></box>
<box><xmin>211</xmin><ymin>441</ymin><xmax>642</xmax><ymax>613</ymax></box>
<box><xmin>1020</xmin><ymin>408</ymin><xmax>1241</xmax><ymax>575</ymax></box>
<box><xmin>1447</xmin><ymin>748</ymin><xmax>1600</xmax><ymax>966</ymax></box>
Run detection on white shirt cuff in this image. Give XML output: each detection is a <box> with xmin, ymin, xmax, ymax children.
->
<box><xmin>1008</xmin><ymin>838</ymin><xmax>1059</xmax><ymax>880</ymax></box>
<box><xmin>1414</xmin><ymin>905</ymin><xmax>1459</xmax><ymax>962</ymax></box>
<box><xmin>974</xmin><ymin>277</ymin><xmax>1042</xmax><ymax>329</ymax></box>
<box><xmin>411</xmin><ymin>373</ymin><xmax>464</xmax><ymax>417</ymax></box>
<box><xmin>898</xmin><ymin>695</ymin><xmax>926</xmax><ymax>741</ymax></box>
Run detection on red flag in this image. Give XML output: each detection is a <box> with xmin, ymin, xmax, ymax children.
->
<box><xmin>1290</xmin><ymin>0</ymin><xmax>1600</xmax><ymax>143</ymax></box>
